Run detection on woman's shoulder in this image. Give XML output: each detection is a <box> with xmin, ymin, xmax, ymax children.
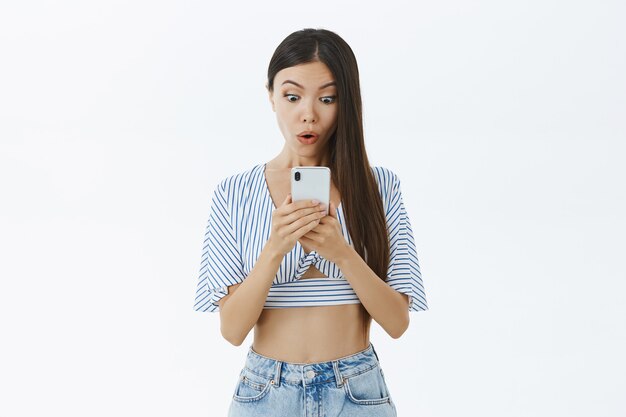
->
<box><xmin>370</xmin><ymin>165</ymin><xmax>400</xmax><ymax>184</ymax></box>
<box><xmin>213</xmin><ymin>163</ymin><xmax>264</xmax><ymax>194</ymax></box>
<box><xmin>365</xmin><ymin>166</ymin><xmax>401</xmax><ymax>215</ymax></box>
<box><xmin>369</xmin><ymin>165</ymin><xmax>402</xmax><ymax>199</ymax></box>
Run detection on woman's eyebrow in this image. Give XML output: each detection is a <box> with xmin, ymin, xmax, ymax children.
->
<box><xmin>281</xmin><ymin>80</ymin><xmax>336</xmax><ymax>90</ymax></box>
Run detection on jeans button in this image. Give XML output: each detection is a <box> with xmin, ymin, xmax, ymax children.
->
<box><xmin>305</xmin><ymin>370</ymin><xmax>315</xmax><ymax>378</ymax></box>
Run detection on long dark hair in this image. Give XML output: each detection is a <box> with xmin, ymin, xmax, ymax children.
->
<box><xmin>266</xmin><ymin>28</ymin><xmax>390</xmax><ymax>283</ymax></box>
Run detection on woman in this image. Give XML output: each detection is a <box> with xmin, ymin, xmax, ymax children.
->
<box><xmin>194</xmin><ymin>28</ymin><xmax>428</xmax><ymax>417</ymax></box>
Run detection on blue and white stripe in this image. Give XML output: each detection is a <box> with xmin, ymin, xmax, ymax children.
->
<box><xmin>264</xmin><ymin>278</ymin><xmax>361</xmax><ymax>309</ymax></box>
<box><xmin>193</xmin><ymin>163</ymin><xmax>428</xmax><ymax>312</ymax></box>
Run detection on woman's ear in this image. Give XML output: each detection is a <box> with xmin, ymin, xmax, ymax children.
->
<box><xmin>267</xmin><ymin>88</ymin><xmax>275</xmax><ymax>112</ymax></box>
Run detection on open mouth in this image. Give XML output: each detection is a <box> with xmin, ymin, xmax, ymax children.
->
<box><xmin>297</xmin><ymin>133</ymin><xmax>319</xmax><ymax>144</ymax></box>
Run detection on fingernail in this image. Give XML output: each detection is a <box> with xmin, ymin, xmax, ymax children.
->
<box><xmin>311</xmin><ymin>199</ymin><xmax>319</xmax><ymax>204</ymax></box>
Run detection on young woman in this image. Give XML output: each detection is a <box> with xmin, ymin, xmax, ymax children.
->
<box><xmin>194</xmin><ymin>28</ymin><xmax>428</xmax><ymax>417</ymax></box>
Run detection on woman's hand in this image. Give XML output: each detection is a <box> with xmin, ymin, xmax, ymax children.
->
<box><xmin>267</xmin><ymin>194</ymin><xmax>327</xmax><ymax>257</ymax></box>
<box><xmin>299</xmin><ymin>201</ymin><xmax>351</xmax><ymax>264</ymax></box>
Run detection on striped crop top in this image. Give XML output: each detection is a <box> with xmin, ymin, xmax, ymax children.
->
<box><xmin>193</xmin><ymin>163</ymin><xmax>428</xmax><ymax>312</ymax></box>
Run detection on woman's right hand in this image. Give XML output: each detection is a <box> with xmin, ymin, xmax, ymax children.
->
<box><xmin>267</xmin><ymin>194</ymin><xmax>327</xmax><ymax>256</ymax></box>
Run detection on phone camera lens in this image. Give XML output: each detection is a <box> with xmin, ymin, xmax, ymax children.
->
<box><xmin>294</xmin><ymin>172</ymin><xmax>301</xmax><ymax>181</ymax></box>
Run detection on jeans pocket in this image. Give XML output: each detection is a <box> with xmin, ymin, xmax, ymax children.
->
<box><xmin>343</xmin><ymin>365</ymin><xmax>391</xmax><ymax>406</ymax></box>
<box><xmin>232</xmin><ymin>368</ymin><xmax>273</xmax><ymax>403</ymax></box>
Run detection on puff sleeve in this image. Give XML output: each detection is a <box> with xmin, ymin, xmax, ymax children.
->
<box><xmin>193</xmin><ymin>180</ymin><xmax>246</xmax><ymax>312</ymax></box>
<box><xmin>385</xmin><ymin>172</ymin><xmax>428</xmax><ymax>312</ymax></box>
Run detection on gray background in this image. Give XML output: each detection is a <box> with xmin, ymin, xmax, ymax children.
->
<box><xmin>1</xmin><ymin>0</ymin><xmax>624</xmax><ymax>416</ymax></box>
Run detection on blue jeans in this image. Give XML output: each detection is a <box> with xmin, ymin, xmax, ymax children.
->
<box><xmin>228</xmin><ymin>342</ymin><xmax>397</xmax><ymax>417</ymax></box>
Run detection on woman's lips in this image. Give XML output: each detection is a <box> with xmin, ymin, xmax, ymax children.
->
<box><xmin>297</xmin><ymin>134</ymin><xmax>319</xmax><ymax>145</ymax></box>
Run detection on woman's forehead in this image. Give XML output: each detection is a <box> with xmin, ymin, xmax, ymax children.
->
<box><xmin>276</xmin><ymin>62</ymin><xmax>335</xmax><ymax>88</ymax></box>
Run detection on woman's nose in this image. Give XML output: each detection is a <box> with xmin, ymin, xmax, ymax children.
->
<box><xmin>301</xmin><ymin>100</ymin><xmax>317</xmax><ymax>123</ymax></box>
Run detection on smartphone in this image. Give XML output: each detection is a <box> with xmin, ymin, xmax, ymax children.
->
<box><xmin>290</xmin><ymin>166</ymin><xmax>331</xmax><ymax>216</ymax></box>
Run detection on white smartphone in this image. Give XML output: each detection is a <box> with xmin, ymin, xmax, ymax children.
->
<box><xmin>290</xmin><ymin>166</ymin><xmax>331</xmax><ymax>216</ymax></box>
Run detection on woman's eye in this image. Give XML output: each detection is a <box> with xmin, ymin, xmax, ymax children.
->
<box><xmin>283</xmin><ymin>94</ymin><xmax>336</xmax><ymax>104</ymax></box>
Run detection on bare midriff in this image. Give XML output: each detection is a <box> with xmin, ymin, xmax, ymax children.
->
<box><xmin>252</xmin><ymin>263</ymin><xmax>372</xmax><ymax>364</ymax></box>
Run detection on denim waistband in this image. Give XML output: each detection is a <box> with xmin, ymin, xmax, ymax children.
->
<box><xmin>242</xmin><ymin>343</ymin><xmax>381</xmax><ymax>388</ymax></box>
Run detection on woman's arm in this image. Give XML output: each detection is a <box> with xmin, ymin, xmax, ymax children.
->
<box><xmin>217</xmin><ymin>242</ymin><xmax>283</xmax><ymax>346</ymax></box>
<box><xmin>335</xmin><ymin>247</ymin><xmax>410</xmax><ymax>339</ymax></box>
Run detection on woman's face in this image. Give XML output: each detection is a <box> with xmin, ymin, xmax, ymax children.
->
<box><xmin>268</xmin><ymin>61</ymin><xmax>338</xmax><ymax>159</ymax></box>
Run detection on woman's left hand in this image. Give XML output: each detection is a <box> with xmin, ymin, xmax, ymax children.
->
<box><xmin>299</xmin><ymin>201</ymin><xmax>351</xmax><ymax>264</ymax></box>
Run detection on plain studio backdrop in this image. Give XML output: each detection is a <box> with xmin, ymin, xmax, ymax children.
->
<box><xmin>1</xmin><ymin>1</ymin><xmax>624</xmax><ymax>416</ymax></box>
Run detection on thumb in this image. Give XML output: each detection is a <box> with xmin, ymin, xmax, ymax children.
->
<box><xmin>282</xmin><ymin>193</ymin><xmax>292</xmax><ymax>206</ymax></box>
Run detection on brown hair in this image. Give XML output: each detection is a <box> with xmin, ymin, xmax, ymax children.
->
<box><xmin>266</xmin><ymin>28</ymin><xmax>389</xmax><ymax>282</ymax></box>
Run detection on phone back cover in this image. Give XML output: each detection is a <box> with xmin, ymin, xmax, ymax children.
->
<box><xmin>290</xmin><ymin>167</ymin><xmax>330</xmax><ymax>214</ymax></box>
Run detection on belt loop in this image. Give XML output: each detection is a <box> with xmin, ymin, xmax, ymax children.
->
<box><xmin>273</xmin><ymin>360</ymin><xmax>282</xmax><ymax>387</ymax></box>
<box><xmin>370</xmin><ymin>342</ymin><xmax>380</xmax><ymax>363</ymax></box>
<box><xmin>332</xmin><ymin>360</ymin><xmax>344</xmax><ymax>388</ymax></box>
